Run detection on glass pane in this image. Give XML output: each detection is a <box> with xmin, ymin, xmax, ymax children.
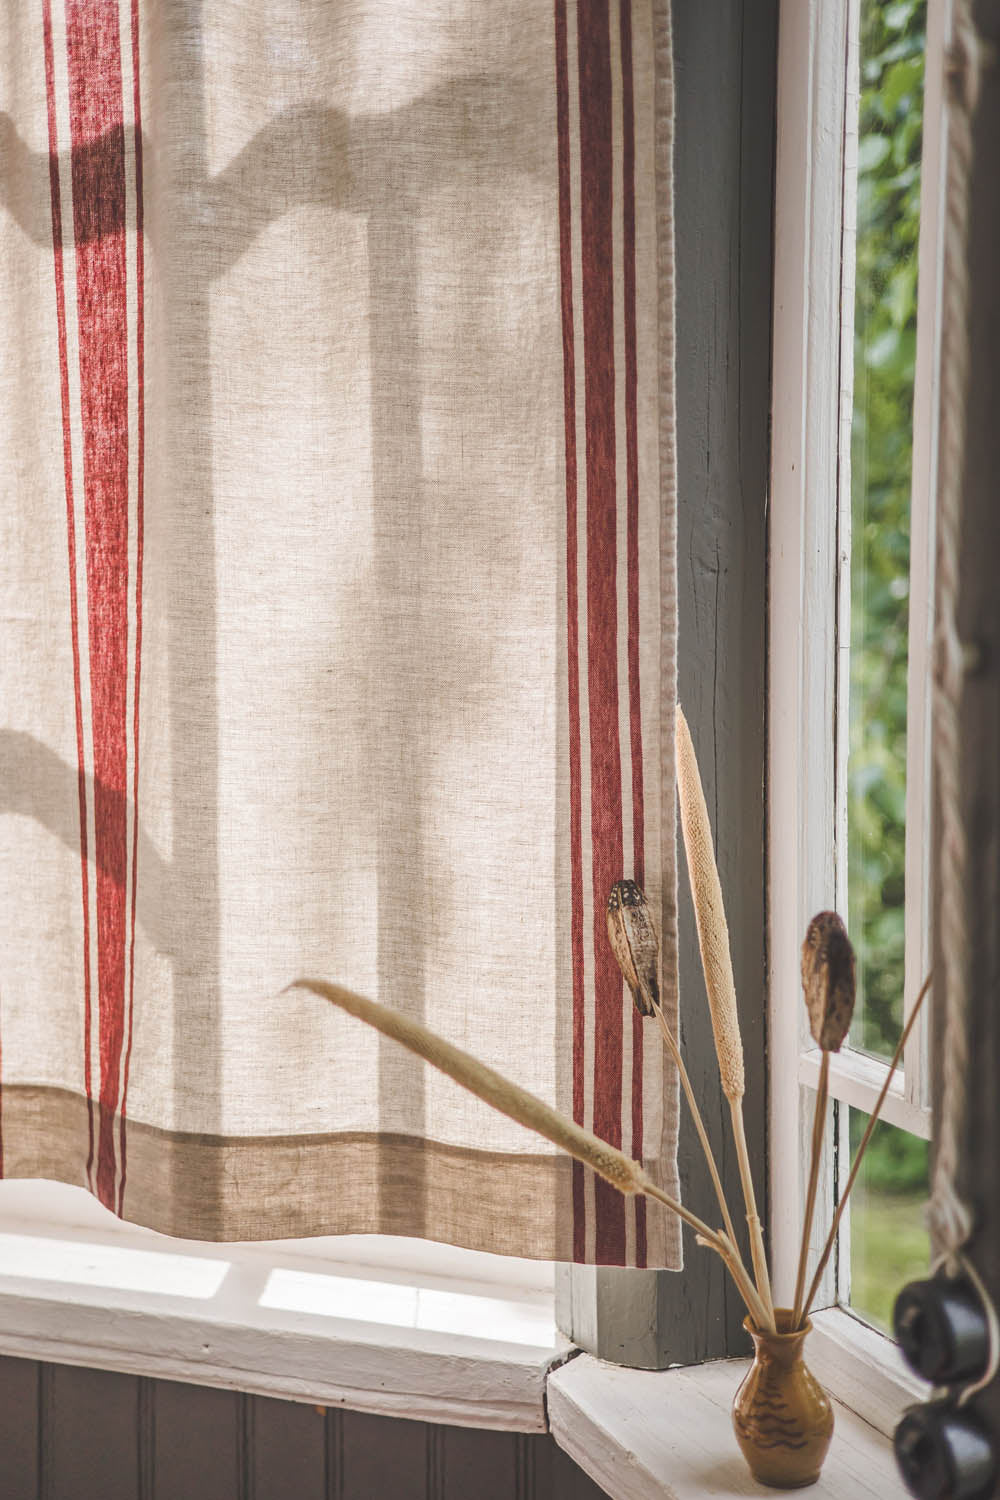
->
<box><xmin>847</xmin><ymin>0</ymin><xmax>927</xmax><ymax>1059</ymax></box>
<box><xmin>846</xmin><ymin>1108</ymin><xmax>930</xmax><ymax>1333</ymax></box>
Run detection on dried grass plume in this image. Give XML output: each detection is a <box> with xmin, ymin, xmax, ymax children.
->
<box><xmin>675</xmin><ymin>706</ymin><xmax>744</xmax><ymax>1100</ymax></box>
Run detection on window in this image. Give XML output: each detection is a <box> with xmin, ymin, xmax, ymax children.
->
<box><xmin>842</xmin><ymin>0</ymin><xmax>933</xmax><ymax>1333</ymax></box>
<box><xmin>770</xmin><ymin>0</ymin><xmax>944</xmax><ymax>1422</ymax></box>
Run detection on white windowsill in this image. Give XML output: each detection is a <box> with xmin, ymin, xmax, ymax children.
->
<box><xmin>0</xmin><ymin>1183</ymin><xmax>919</xmax><ymax>1495</ymax></box>
<box><xmin>807</xmin><ymin>1304</ymin><xmax>929</xmax><ymax>1437</ymax></box>
<box><xmin>548</xmin><ymin>1352</ymin><xmax>908</xmax><ymax>1499</ymax></box>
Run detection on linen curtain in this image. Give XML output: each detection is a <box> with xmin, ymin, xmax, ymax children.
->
<box><xmin>0</xmin><ymin>0</ymin><xmax>680</xmax><ymax>1268</ymax></box>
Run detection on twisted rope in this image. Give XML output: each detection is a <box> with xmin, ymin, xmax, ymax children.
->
<box><xmin>927</xmin><ymin>0</ymin><xmax>998</xmax><ymax>1405</ymax></box>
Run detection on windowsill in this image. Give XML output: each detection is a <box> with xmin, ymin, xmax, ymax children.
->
<box><xmin>0</xmin><ymin>1183</ymin><xmax>920</xmax><ymax>1494</ymax></box>
<box><xmin>807</xmin><ymin>1304</ymin><xmax>929</xmax><ymax>1437</ymax></box>
<box><xmin>548</xmin><ymin>1352</ymin><xmax>909</xmax><ymax>1499</ymax></box>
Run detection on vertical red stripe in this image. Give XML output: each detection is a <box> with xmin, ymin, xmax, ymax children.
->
<box><xmin>578</xmin><ymin>0</ymin><xmax>626</xmax><ymax>1265</ymax></box>
<box><xmin>42</xmin><ymin>0</ymin><xmax>97</xmax><ymax>1188</ymax></box>
<box><xmin>620</xmin><ymin>0</ymin><xmax>647</xmax><ymax>1267</ymax></box>
<box><xmin>119</xmin><ymin>0</ymin><xmax>145</xmax><ymax>1216</ymax></box>
<box><xmin>64</xmin><ymin>0</ymin><xmax>130</xmax><ymax>1210</ymax></box>
<box><xmin>554</xmin><ymin>0</ymin><xmax>587</xmax><ymax>1264</ymax></box>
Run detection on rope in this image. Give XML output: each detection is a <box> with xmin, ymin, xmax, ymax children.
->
<box><xmin>926</xmin><ymin>0</ymin><xmax>999</xmax><ymax>1405</ymax></box>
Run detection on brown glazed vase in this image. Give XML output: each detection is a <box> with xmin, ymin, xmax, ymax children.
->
<box><xmin>732</xmin><ymin>1310</ymin><xmax>834</xmax><ymax>1488</ymax></box>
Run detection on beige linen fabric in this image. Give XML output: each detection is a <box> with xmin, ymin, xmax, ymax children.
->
<box><xmin>0</xmin><ymin>0</ymin><xmax>679</xmax><ymax>1266</ymax></box>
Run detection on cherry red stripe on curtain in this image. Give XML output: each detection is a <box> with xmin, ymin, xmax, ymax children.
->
<box><xmin>578</xmin><ymin>0</ymin><xmax>627</xmax><ymax>1267</ymax></box>
<box><xmin>118</xmin><ymin>0</ymin><xmax>146</xmax><ymax>1218</ymax></box>
<box><xmin>619</xmin><ymin>0</ymin><xmax>647</xmax><ymax>1268</ymax></box>
<box><xmin>63</xmin><ymin>0</ymin><xmax>131</xmax><ymax>1212</ymax></box>
<box><xmin>553</xmin><ymin>0</ymin><xmax>589</xmax><ymax>1266</ymax></box>
<box><xmin>42</xmin><ymin>0</ymin><xmax>98</xmax><ymax>1189</ymax></box>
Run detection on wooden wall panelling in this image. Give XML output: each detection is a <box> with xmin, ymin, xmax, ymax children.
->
<box><xmin>0</xmin><ymin>1354</ymin><xmax>613</xmax><ymax>1498</ymax></box>
<box><xmin>249</xmin><ymin>1393</ymin><xmax>326</xmax><ymax>1500</ymax></box>
<box><xmin>149</xmin><ymin>1380</ymin><xmax>240</xmax><ymax>1499</ymax></box>
<box><xmin>516</xmin><ymin>1432</ymin><xmax>610</xmax><ymax>1500</ymax></box>
<box><xmin>41</xmin><ymin>1363</ymin><xmax>139</xmax><ymax>1500</ymax></box>
<box><xmin>339</xmin><ymin>1408</ymin><xmax>431</xmax><ymax>1500</ymax></box>
<box><xmin>440</xmin><ymin>1423</ymin><xmax>517</xmax><ymax>1500</ymax></box>
<box><xmin>0</xmin><ymin>1355</ymin><xmax>38</xmax><ymax>1499</ymax></box>
<box><xmin>549</xmin><ymin>1436</ymin><xmax>611</xmax><ymax>1500</ymax></box>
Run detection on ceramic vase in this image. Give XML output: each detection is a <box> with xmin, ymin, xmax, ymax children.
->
<box><xmin>732</xmin><ymin>1309</ymin><xmax>834</xmax><ymax>1488</ymax></box>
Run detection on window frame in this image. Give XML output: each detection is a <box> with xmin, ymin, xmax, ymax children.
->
<box><xmin>769</xmin><ymin>0</ymin><xmax>947</xmax><ymax>1426</ymax></box>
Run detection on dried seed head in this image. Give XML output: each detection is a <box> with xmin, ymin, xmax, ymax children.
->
<box><xmin>801</xmin><ymin>911</ymin><xmax>856</xmax><ymax>1052</ymax></box>
<box><xmin>607</xmin><ymin>880</ymin><xmax>660</xmax><ymax>1017</ymax></box>
<box><xmin>675</xmin><ymin>707</ymin><xmax>745</xmax><ymax>1101</ymax></box>
<box><xmin>293</xmin><ymin>978</ymin><xmax>646</xmax><ymax>1197</ymax></box>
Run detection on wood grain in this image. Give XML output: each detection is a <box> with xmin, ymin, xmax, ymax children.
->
<box><xmin>340</xmin><ymin>1410</ymin><xmax>430</xmax><ymax>1500</ymax></box>
<box><xmin>250</xmin><ymin>1394</ymin><xmax>326</xmax><ymax>1499</ymax></box>
<box><xmin>151</xmin><ymin>1381</ymin><xmax>240</xmax><ymax>1498</ymax></box>
<box><xmin>0</xmin><ymin>1356</ymin><xmax>38</xmax><ymax>1499</ymax></box>
<box><xmin>43</xmin><ymin>1364</ymin><xmax>139</xmax><ymax>1500</ymax></box>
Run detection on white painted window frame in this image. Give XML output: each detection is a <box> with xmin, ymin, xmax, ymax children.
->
<box><xmin>770</xmin><ymin>0</ymin><xmax>946</xmax><ymax>1426</ymax></box>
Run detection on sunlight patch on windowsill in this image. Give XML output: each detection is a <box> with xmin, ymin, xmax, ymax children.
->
<box><xmin>0</xmin><ymin>1232</ymin><xmax>230</xmax><ymax>1299</ymax></box>
<box><xmin>259</xmin><ymin>1265</ymin><xmax>557</xmax><ymax>1348</ymax></box>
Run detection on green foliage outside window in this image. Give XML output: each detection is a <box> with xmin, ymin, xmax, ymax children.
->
<box><xmin>848</xmin><ymin>0</ymin><xmax>926</xmax><ymax>1063</ymax></box>
<box><xmin>845</xmin><ymin>0</ymin><xmax>930</xmax><ymax>1328</ymax></box>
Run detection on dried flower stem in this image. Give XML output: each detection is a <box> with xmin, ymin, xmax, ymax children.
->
<box><xmin>638</xmin><ymin>1187</ymin><xmax>767</xmax><ymax>1329</ymax></box>
<box><xmin>799</xmin><ymin>971</ymin><xmax>933</xmax><ymax>1325</ymax></box>
<box><xmin>675</xmin><ymin>707</ymin><xmax>776</xmax><ymax>1332</ymax></box>
<box><xmin>293</xmin><ymin>977</ymin><xmax>768</xmax><ymax>1326</ymax></box>
<box><xmin>607</xmin><ymin>881</ymin><xmax>751</xmax><ymax>1297</ymax></box>
<box><xmin>651</xmin><ymin>1002</ymin><xmax>741</xmax><ymax>1258</ymax></box>
<box><xmin>730</xmin><ymin>1102</ymin><xmax>774</xmax><ymax>1330</ymax></box>
<box><xmin>792</xmin><ymin>1050</ymin><xmax>829</xmax><ymax>1329</ymax></box>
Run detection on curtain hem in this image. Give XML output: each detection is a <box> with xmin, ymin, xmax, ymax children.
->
<box><xmin>1</xmin><ymin>1084</ymin><xmax>677</xmax><ymax>1263</ymax></box>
